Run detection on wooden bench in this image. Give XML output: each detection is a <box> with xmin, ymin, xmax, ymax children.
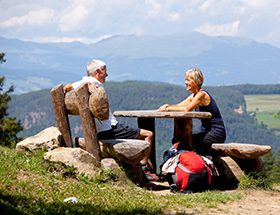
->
<box><xmin>50</xmin><ymin>83</ymin><xmax>150</xmax><ymax>168</ymax></box>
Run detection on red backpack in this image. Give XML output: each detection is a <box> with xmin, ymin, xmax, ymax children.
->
<box><xmin>160</xmin><ymin>142</ymin><xmax>212</xmax><ymax>193</ymax></box>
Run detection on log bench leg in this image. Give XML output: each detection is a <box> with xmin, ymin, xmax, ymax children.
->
<box><xmin>50</xmin><ymin>84</ymin><xmax>73</xmax><ymax>147</ymax></box>
<box><xmin>75</xmin><ymin>83</ymin><xmax>101</xmax><ymax>166</ymax></box>
<box><xmin>173</xmin><ymin>119</ymin><xmax>193</xmax><ymax>148</ymax></box>
<box><xmin>137</xmin><ymin>117</ymin><xmax>156</xmax><ymax>172</ymax></box>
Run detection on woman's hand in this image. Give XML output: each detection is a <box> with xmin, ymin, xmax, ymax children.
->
<box><xmin>157</xmin><ymin>104</ymin><xmax>170</xmax><ymax>112</ymax></box>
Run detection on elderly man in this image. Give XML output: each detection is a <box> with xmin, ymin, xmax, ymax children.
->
<box><xmin>64</xmin><ymin>59</ymin><xmax>158</xmax><ymax>181</ymax></box>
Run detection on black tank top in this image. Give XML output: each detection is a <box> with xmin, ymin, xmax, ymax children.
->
<box><xmin>195</xmin><ymin>90</ymin><xmax>226</xmax><ymax>139</ymax></box>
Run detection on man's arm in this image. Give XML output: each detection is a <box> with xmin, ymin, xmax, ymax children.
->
<box><xmin>64</xmin><ymin>82</ymin><xmax>99</xmax><ymax>93</ymax></box>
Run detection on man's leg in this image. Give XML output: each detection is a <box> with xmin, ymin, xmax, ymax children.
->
<box><xmin>136</xmin><ymin>128</ymin><xmax>153</xmax><ymax>164</ymax></box>
<box><xmin>137</xmin><ymin>129</ymin><xmax>159</xmax><ymax>181</ymax></box>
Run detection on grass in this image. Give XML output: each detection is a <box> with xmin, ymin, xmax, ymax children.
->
<box><xmin>254</xmin><ymin>111</ymin><xmax>280</xmax><ymax>129</ymax></box>
<box><xmin>0</xmin><ymin>146</ymin><xmax>244</xmax><ymax>215</ymax></box>
<box><xmin>238</xmin><ymin>172</ymin><xmax>272</xmax><ymax>190</ymax></box>
<box><xmin>244</xmin><ymin>94</ymin><xmax>280</xmax><ymax>132</ymax></box>
<box><xmin>245</xmin><ymin>94</ymin><xmax>280</xmax><ymax>112</ymax></box>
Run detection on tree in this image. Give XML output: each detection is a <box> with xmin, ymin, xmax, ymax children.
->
<box><xmin>0</xmin><ymin>52</ymin><xmax>6</xmax><ymax>64</ymax></box>
<box><xmin>0</xmin><ymin>52</ymin><xmax>23</xmax><ymax>147</ymax></box>
<box><xmin>275</xmin><ymin>112</ymin><xmax>280</xmax><ymax>120</ymax></box>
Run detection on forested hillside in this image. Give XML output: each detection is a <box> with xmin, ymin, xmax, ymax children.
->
<box><xmin>8</xmin><ymin>82</ymin><xmax>280</xmax><ymax>165</ymax></box>
<box><xmin>225</xmin><ymin>84</ymin><xmax>280</xmax><ymax>95</ymax></box>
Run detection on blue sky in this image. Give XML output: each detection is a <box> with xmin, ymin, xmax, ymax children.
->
<box><xmin>1</xmin><ymin>0</ymin><xmax>280</xmax><ymax>48</ymax></box>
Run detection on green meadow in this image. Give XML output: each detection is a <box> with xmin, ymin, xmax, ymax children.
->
<box><xmin>244</xmin><ymin>94</ymin><xmax>280</xmax><ymax>134</ymax></box>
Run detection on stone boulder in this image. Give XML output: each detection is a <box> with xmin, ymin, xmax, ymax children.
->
<box><xmin>44</xmin><ymin>147</ymin><xmax>99</xmax><ymax>178</ymax></box>
<box><xmin>101</xmin><ymin>158</ymin><xmax>121</xmax><ymax>171</ymax></box>
<box><xmin>212</xmin><ymin>143</ymin><xmax>271</xmax><ymax>159</ymax></box>
<box><xmin>16</xmin><ymin>127</ymin><xmax>62</xmax><ymax>153</ymax></box>
<box><xmin>212</xmin><ymin>155</ymin><xmax>245</xmax><ymax>188</ymax></box>
<box><xmin>100</xmin><ymin>158</ymin><xmax>143</xmax><ymax>185</ymax></box>
<box><xmin>233</xmin><ymin>157</ymin><xmax>266</xmax><ymax>174</ymax></box>
<box><xmin>75</xmin><ymin>137</ymin><xmax>150</xmax><ymax>164</ymax></box>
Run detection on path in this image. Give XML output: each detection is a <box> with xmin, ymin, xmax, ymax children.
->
<box><xmin>144</xmin><ymin>182</ymin><xmax>280</xmax><ymax>214</ymax></box>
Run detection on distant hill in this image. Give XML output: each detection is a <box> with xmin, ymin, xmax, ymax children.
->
<box><xmin>1</xmin><ymin>32</ymin><xmax>280</xmax><ymax>94</ymax></box>
<box><xmin>8</xmin><ymin>81</ymin><xmax>280</xmax><ymax>165</ymax></box>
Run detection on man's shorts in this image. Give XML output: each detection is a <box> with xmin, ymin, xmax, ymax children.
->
<box><xmin>98</xmin><ymin>123</ymin><xmax>140</xmax><ymax>140</ymax></box>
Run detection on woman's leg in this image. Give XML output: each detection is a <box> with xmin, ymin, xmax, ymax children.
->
<box><xmin>193</xmin><ymin>131</ymin><xmax>223</xmax><ymax>154</ymax></box>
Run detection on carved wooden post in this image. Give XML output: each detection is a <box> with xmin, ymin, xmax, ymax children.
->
<box><xmin>75</xmin><ymin>83</ymin><xmax>101</xmax><ymax>165</ymax></box>
<box><xmin>50</xmin><ymin>84</ymin><xmax>73</xmax><ymax>147</ymax></box>
<box><xmin>174</xmin><ymin>119</ymin><xmax>193</xmax><ymax>148</ymax></box>
<box><xmin>138</xmin><ymin>117</ymin><xmax>156</xmax><ymax>172</ymax></box>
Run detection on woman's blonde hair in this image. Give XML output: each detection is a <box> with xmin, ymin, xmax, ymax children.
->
<box><xmin>185</xmin><ymin>68</ymin><xmax>204</xmax><ymax>87</ymax></box>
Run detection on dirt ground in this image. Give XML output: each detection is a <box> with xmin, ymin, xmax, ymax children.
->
<box><xmin>144</xmin><ymin>182</ymin><xmax>280</xmax><ymax>215</ymax></box>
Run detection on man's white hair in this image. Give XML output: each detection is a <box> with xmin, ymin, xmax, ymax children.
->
<box><xmin>87</xmin><ymin>59</ymin><xmax>106</xmax><ymax>76</ymax></box>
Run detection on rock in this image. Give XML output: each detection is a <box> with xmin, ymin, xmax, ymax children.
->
<box><xmin>74</xmin><ymin>137</ymin><xmax>150</xmax><ymax>164</ymax></box>
<box><xmin>63</xmin><ymin>197</ymin><xmax>79</xmax><ymax>203</ymax></box>
<box><xmin>212</xmin><ymin>155</ymin><xmax>245</xmax><ymax>188</ymax></box>
<box><xmin>16</xmin><ymin>127</ymin><xmax>62</xmax><ymax>153</ymax></box>
<box><xmin>233</xmin><ymin>157</ymin><xmax>266</xmax><ymax>174</ymax></box>
<box><xmin>212</xmin><ymin>143</ymin><xmax>271</xmax><ymax>159</ymax></box>
<box><xmin>44</xmin><ymin>147</ymin><xmax>99</xmax><ymax>178</ymax></box>
<box><xmin>89</xmin><ymin>87</ymin><xmax>109</xmax><ymax>121</ymax></box>
<box><xmin>101</xmin><ymin>158</ymin><xmax>121</xmax><ymax>171</ymax></box>
<box><xmin>121</xmin><ymin>162</ymin><xmax>144</xmax><ymax>185</ymax></box>
<box><xmin>100</xmin><ymin>158</ymin><xmax>144</xmax><ymax>185</ymax></box>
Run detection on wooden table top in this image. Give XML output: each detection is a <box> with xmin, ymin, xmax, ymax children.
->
<box><xmin>113</xmin><ymin>110</ymin><xmax>212</xmax><ymax>119</ymax></box>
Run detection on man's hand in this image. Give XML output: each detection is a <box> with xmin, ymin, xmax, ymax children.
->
<box><xmin>88</xmin><ymin>83</ymin><xmax>99</xmax><ymax>93</ymax></box>
<box><xmin>63</xmin><ymin>83</ymin><xmax>73</xmax><ymax>92</ymax></box>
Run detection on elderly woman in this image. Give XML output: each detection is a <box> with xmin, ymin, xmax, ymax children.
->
<box><xmin>158</xmin><ymin>68</ymin><xmax>226</xmax><ymax>154</ymax></box>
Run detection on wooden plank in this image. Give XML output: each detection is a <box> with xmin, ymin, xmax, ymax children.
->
<box><xmin>173</xmin><ymin>119</ymin><xmax>193</xmax><ymax>148</ymax></box>
<box><xmin>50</xmin><ymin>84</ymin><xmax>73</xmax><ymax>147</ymax></box>
<box><xmin>75</xmin><ymin>83</ymin><xmax>101</xmax><ymax>165</ymax></box>
<box><xmin>114</xmin><ymin>110</ymin><xmax>212</xmax><ymax>119</ymax></box>
<box><xmin>138</xmin><ymin>117</ymin><xmax>156</xmax><ymax>173</ymax></box>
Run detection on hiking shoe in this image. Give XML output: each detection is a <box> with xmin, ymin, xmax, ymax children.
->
<box><xmin>142</xmin><ymin>164</ymin><xmax>159</xmax><ymax>181</ymax></box>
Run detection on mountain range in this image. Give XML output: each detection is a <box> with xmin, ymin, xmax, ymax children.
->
<box><xmin>1</xmin><ymin>32</ymin><xmax>280</xmax><ymax>94</ymax></box>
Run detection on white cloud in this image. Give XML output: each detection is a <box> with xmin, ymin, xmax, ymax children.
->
<box><xmin>168</xmin><ymin>12</ymin><xmax>180</xmax><ymax>21</ymax></box>
<box><xmin>29</xmin><ymin>35</ymin><xmax>114</xmax><ymax>44</ymax></box>
<box><xmin>242</xmin><ymin>0</ymin><xmax>269</xmax><ymax>8</ymax></box>
<box><xmin>194</xmin><ymin>21</ymin><xmax>240</xmax><ymax>37</ymax></box>
<box><xmin>0</xmin><ymin>0</ymin><xmax>280</xmax><ymax>47</ymax></box>
<box><xmin>59</xmin><ymin>5</ymin><xmax>88</xmax><ymax>33</ymax></box>
<box><xmin>0</xmin><ymin>8</ymin><xmax>54</xmax><ymax>27</ymax></box>
<box><xmin>199</xmin><ymin>1</ymin><xmax>211</xmax><ymax>12</ymax></box>
<box><xmin>146</xmin><ymin>0</ymin><xmax>162</xmax><ymax>16</ymax></box>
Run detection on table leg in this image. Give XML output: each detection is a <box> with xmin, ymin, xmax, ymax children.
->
<box><xmin>137</xmin><ymin>117</ymin><xmax>156</xmax><ymax>172</ymax></box>
<box><xmin>173</xmin><ymin>119</ymin><xmax>193</xmax><ymax>148</ymax></box>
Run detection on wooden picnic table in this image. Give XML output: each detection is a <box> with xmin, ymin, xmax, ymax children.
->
<box><xmin>113</xmin><ymin>110</ymin><xmax>212</xmax><ymax>171</ymax></box>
